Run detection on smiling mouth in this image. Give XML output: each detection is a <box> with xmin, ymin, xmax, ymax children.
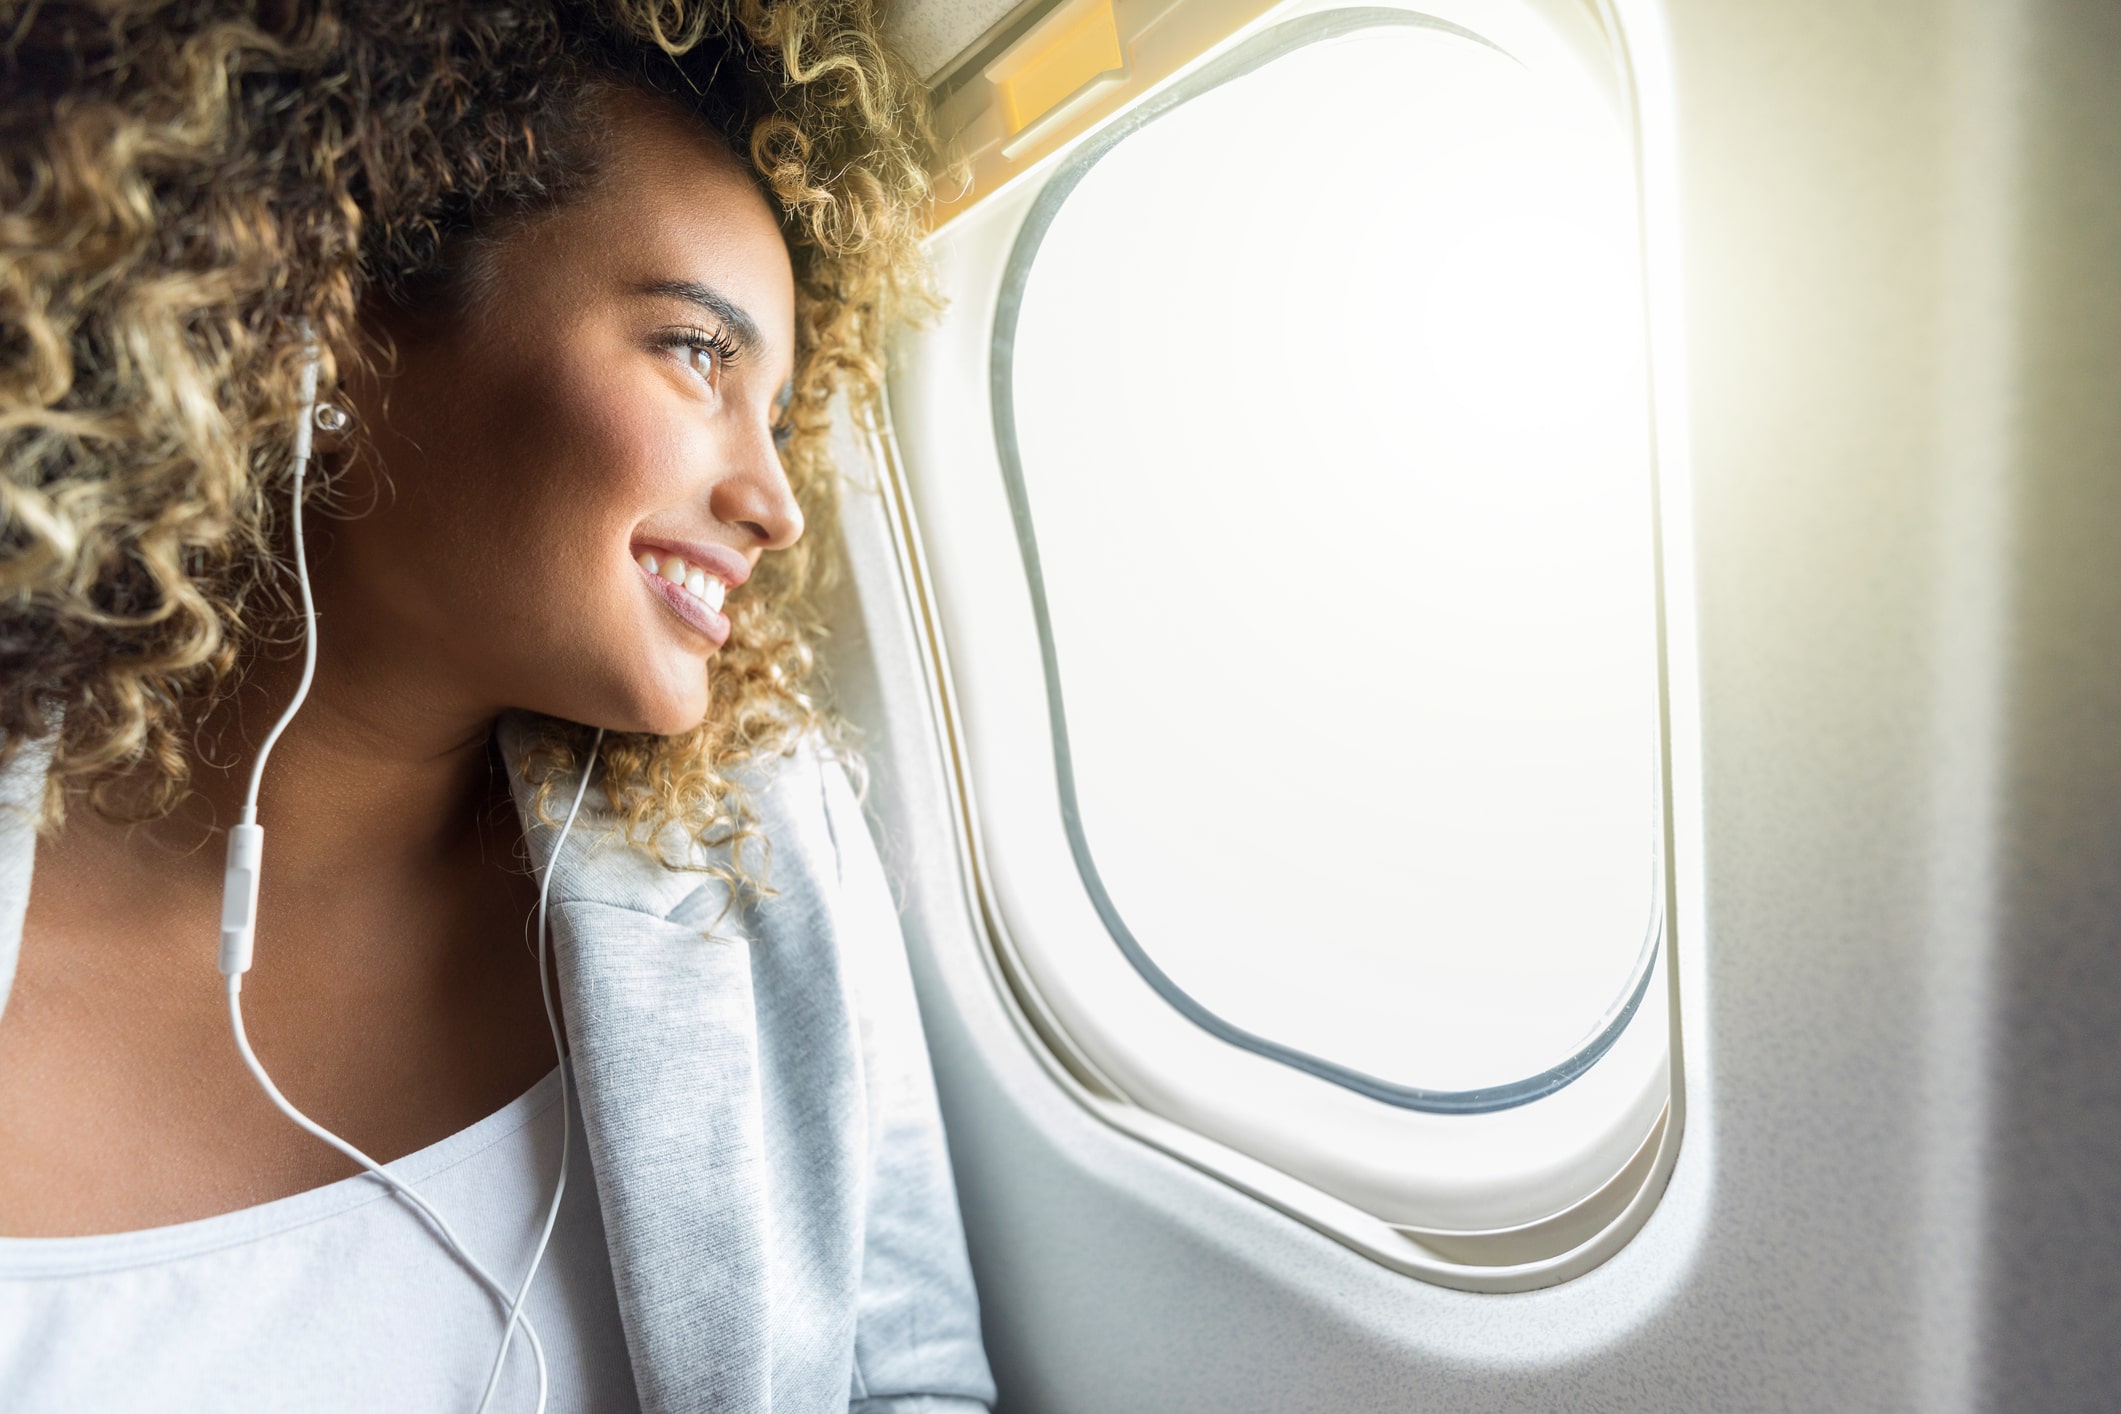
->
<box><xmin>636</xmin><ymin>550</ymin><xmax>727</xmax><ymax>613</ymax></box>
<box><xmin>635</xmin><ymin>550</ymin><xmax>733</xmax><ymax>649</ymax></box>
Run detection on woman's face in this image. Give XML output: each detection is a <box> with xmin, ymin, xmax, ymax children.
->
<box><xmin>325</xmin><ymin>90</ymin><xmax>800</xmax><ymax>738</ymax></box>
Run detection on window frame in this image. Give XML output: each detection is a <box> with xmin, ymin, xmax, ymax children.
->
<box><xmin>881</xmin><ymin>0</ymin><xmax>1691</xmax><ymax>1290</ymax></box>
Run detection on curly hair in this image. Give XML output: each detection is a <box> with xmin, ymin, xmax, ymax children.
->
<box><xmin>0</xmin><ymin>0</ymin><xmax>943</xmax><ymax>876</ymax></box>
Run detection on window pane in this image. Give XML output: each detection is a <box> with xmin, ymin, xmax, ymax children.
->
<box><xmin>1005</xmin><ymin>24</ymin><xmax>1660</xmax><ymax>1097</ymax></box>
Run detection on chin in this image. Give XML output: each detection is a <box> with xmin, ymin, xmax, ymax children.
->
<box><xmin>639</xmin><ymin>704</ymin><xmax>711</xmax><ymax>738</ymax></box>
<box><xmin>629</xmin><ymin>675</ymin><xmax>715</xmax><ymax>738</ymax></box>
<box><xmin>552</xmin><ymin>667</ymin><xmax>710</xmax><ymax>740</ymax></box>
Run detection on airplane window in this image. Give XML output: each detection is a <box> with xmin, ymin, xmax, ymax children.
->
<box><xmin>993</xmin><ymin>19</ymin><xmax>1662</xmax><ymax>1107</ymax></box>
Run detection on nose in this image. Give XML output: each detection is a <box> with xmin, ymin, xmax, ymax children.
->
<box><xmin>709</xmin><ymin>419</ymin><xmax>805</xmax><ymax>551</ymax></box>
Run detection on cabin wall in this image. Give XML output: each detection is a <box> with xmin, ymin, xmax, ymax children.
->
<box><xmin>1977</xmin><ymin>0</ymin><xmax>2121</xmax><ymax>1403</ymax></box>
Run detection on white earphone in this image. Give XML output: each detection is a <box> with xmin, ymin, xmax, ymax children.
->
<box><xmin>218</xmin><ymin>334</ymin><xmax>595</xmax><ymax>1414</ymax></box>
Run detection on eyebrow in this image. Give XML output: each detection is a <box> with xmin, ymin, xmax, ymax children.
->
<box><xmin>637</xmin><ymin>279</ymin><xmax>764</xmax><ymax>358</ymax></box>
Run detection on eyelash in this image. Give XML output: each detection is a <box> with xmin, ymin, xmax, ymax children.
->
<box><xmin>659</xmin><ymin>325</ymin><xmax>742</xmax><ymax>383</ymax></box>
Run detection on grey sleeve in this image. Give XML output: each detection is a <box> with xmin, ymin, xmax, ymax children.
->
<box><xmin>821</xmin><ymin>757</ymin><xmax>998</xmax><ymax>1413</ymax></box>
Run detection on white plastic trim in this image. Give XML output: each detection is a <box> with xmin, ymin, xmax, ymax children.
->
<box><xmin>885</xmin><ymin>0</ymin><xmax>1697</xmax><ymax>1285</ymax></box>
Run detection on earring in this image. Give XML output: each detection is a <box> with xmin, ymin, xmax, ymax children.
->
<box><xmin>313</xmin><ymin>402</ymin><xmax>351</xmax><ymax>433</ymax></box>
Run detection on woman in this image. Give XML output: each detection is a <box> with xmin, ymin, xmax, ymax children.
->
<box><xmin>0</xmin><ymin>3</ymin><xmax>993</xmax><ymax>1411</ymax></box>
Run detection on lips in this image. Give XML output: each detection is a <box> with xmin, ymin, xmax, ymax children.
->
<box><xmin>635</xmin><ymin>548</ymin><xmax>733</xmax><ymax>647</ymax></box>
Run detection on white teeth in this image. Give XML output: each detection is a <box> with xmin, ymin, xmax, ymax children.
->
<box><xmin>640</xmin><ymin>549</ymin><xmax>728</xmax><ymax>615</ymax></box>
<box><xmin>682</xmin><ymin>568</ymin><xmax>728</xmax><ymax>613</ymax></box>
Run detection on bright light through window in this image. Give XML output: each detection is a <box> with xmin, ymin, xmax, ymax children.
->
<box><xmin>1005</xmin><ymin>22</ymin><xmax>1660</xmax><ymax>1098</ymax></box>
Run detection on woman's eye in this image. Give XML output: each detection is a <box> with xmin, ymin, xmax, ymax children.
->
<box><xmin>661</xmin><ymin>327</ymin><xmax>739</xmax><ymax>388</ymax></box>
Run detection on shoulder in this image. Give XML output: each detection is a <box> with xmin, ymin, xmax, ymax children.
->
<box><xmin>732</xmin><ymin>732</ymin><xmax>868</xmax><ymax>897</ymax></box>
<box><xmin>731</xmin><ymin>734</ymin><xmax>904</xmax><ymax>974</ymax></box>
<box><xmin>732</xmin><ymin>739</ymin><xmax>918</xmax><ymax>1046</ymax></box>
<box><xmin>499</xmin><ymin>714</ymin><xmax>868</xmax><ymax>928</ymax></box>
<box><xmin>0</xmin><ymin>736</ymin><xmax>55</xmax><ymax>1025</ymax></box>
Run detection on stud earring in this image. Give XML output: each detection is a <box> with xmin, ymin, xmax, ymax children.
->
<box><xmin>313</xmin><ymin>402</ymin><xmax>351</xmax><ymax>433</ymax></box>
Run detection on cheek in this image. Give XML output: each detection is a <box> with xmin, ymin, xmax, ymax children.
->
<box><xmin>480</xmin><ymin>352</ymin><xmax>716</xmax><ymax>725</ymax></box>
<box><xmin>334</xmin><ymin>331</ymin><xmax>716</xmax><ymax>731</ymax></box>
<box><xmin>495</xmin><ymin>349</ymin><xmax>681</xmax><ymax>530</ymax></box>
<box><xmin>428</xmin><ymin>352</ymin><xmax>697</xmax><ymax>645</ymax></box>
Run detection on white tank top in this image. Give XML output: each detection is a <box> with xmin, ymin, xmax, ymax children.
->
<box><xmin>0</xmin><ymin>1062</ymin><xmax>641</xmax><ymax>1412</ymax></box>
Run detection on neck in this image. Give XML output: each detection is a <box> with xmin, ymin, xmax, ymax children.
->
<box><xmin>211</xmin><ymin>653</ymin><xmax>509</xmax><ymax>869</ymax></box>
<box><xmin>71</xmin><ymin>627</ymin><xmax>518</xmax><ymax>921</ymax></box>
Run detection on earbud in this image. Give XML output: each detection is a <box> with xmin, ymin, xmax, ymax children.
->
<box><xmin>313</xmin><ymin>401</ymin><xmax>351</xmax><ymax>433</ymax></box>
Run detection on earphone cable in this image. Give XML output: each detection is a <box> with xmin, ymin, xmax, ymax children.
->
<box><xmin>225</xmin><ymin>975</ymin><xmax>552</xmax><ymax>1408</ymax></box>
<box><xmin>238</xmin><ymin>350</ymin><xmax>321</xmax><ymax>827</ymax></box>
<box><xmin>473</xmin><ymin>726</ymin><xmax>603</xmax><ymax>1414</ymax></box>
<box><xmin>221</xmin><ymin>336</ymin><xmax>554</xmax><ymax>1412</ymax></box>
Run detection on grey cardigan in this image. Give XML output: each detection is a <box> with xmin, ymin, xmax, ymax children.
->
<box><xmin>0</xmin><ymin>718</ymin><xmax>995</xmax><ymax>1414</ymax></box>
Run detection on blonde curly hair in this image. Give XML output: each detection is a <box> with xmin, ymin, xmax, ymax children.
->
<box><xmin>0</xmin><ymin>0</ymin><xmax>943</xmax><ymax>876</ymax></box>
